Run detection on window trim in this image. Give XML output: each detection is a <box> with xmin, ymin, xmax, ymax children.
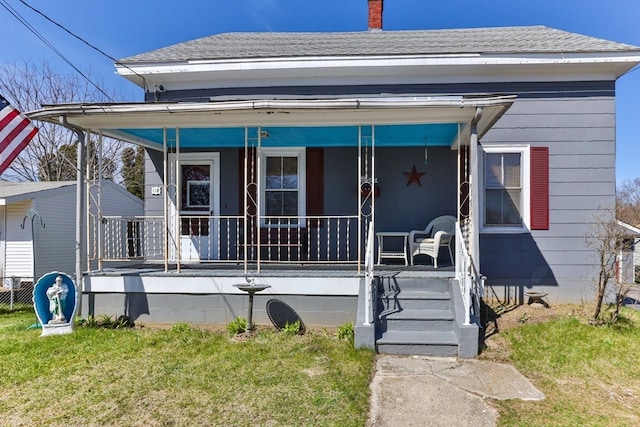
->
<box><xmin>480</xmin><ymin>145</ymin><xmax>530</xmax><ymax>234</ymax></box>
<box><xmin>259</xmin><ymin>147</ymin><xmax>306</xmax><ymax>227</ymax></box>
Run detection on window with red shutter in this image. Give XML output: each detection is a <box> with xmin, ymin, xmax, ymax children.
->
<box><xmin>481</xmin><ymin>145</ymin><xmax>547</xmax><ymax>233</ymax></box>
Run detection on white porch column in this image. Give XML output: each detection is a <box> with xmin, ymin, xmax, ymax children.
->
<box><xmin>75</xmin><ymin>128</ymin><xmax>86</xmax><ymax>318</ymax></box>
<box><xmin>175</xmin><ymin>128</ymin><xmax>181</xmax><ymax>273</ymax></box>
<box><xmin>97</xmin><ymin>130</ymin><xmax>104</xmax><ymax>271</ymax></box>
<box><xmin>357</xmin><ymin>125</ymin><xmax>375</xmax><ymax>273</ymax></box>
<box><xmin>243</xmin><ymin>127</ymin><xmax>249</xmax><ymax>273</ymax></box>
<box><xmin>257</xmin><ymin>127</ymin><xmax>263</xmax><ymax>273</ymax></box>
<box><xmin>371</xmin><ymin>125</ymin><xmax>375</xmax><ymax>259</ymax></box>
<box><xmin>357</xmin><ymin>126</ymin><xmax>362</xmax><ymax>271</ymax></box>
<box><xmin>163</xmin><ymin>128</ymin><xmax>169</xmax><ymax>272</ymax></box>
<box><xmin>469</xmin><ymin>108</ymin><xmax>482</xmax><ymax>267</ymax></box>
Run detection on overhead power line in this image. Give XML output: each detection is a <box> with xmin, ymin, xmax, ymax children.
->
<box><xmin>16</xmin><ymin>0</ymin><xmax>149</xmax><ymax>92</ymax></box>
<box><xmin>0</xmin><ymin>0</ymin><xmax>114</xmax><ymax>101</ymax></box>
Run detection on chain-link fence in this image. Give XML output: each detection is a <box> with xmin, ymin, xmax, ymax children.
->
<box><xmin>0</xmin><ymin>277</ymin><xmax>34</xmax><ymax>310</ymax></box>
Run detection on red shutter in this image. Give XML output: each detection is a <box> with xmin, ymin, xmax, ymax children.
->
<box><xmin>306</xmin><ymin>148</ymin><xmax>324</xmax><ymax>227</ymax></box>
<box><xmin>530</xmin><ymin>147</ymin><xmax>549</xmax><ymax>230</ymax></box>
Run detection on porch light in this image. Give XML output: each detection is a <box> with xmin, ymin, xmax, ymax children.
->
<box><xmin>259</xmin><ymin>130</ymin><xmax>269</xmax><ymax>138</ymax></box>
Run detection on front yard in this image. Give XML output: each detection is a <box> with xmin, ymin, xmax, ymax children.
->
<box><xmin>0</xmin><ymin>310</ymin><xmax>374</xmax><ymax>426</ymax></box>
<box><xmin>2</xmin><ymin>301</ymin><xmax>640</xmax><ymax>426</ymax></box>
<box><xmin>481</xmin><ymin>303</ymin><xmax>640</xmax><ymax>426</ymax></box>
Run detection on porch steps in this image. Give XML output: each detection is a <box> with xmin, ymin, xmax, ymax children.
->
<box><xmin>376</xmin><ymin>331</ymin><xmax>458</xmax><ymax>357</ymax></box>
<box><xmin>376</xmin><ymin>276</ymin><xmax>459</xmax><ymax>357</ymax></box>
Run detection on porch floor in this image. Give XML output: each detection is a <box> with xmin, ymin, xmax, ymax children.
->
<box><xmin>89</xmin><ymin>261</ymin><xmax>455</xmax><ymax>278</ymax></box>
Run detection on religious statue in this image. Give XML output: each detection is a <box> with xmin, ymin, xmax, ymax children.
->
<box><xmin>46</xmin><ymin>275</ymin><xmax>69</xmax><ymax>324</ymax></box>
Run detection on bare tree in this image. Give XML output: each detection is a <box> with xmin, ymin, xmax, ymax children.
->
<box><xmin>617</xmin><ymin>178</ymin><xmax>640</xmax><ymax>227</ymax></box>
<box><xmin>0</xmin><ymin>60</ymin><xmax>124</xmax><ymax>182</ymax></box>
<box><xmin>585</xmin><ymin>209</ymin><xmax>633</xmax><ymax>324</ymax></box>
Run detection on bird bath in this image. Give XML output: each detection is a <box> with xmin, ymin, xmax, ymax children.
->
<box><xmin>233</xmin><ymin>279</ymin><xmax>271</xmax><ymax>331</ymax></box>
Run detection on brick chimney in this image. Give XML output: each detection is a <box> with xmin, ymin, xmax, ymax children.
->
<box><xmin>368</xmin><ymin>0</ymin><xmax>383</xmax><ymax>31</ymax></box>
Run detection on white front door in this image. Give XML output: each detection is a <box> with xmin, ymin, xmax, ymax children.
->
<box><xmin>176</xmin><ymin>153</ymin><xmax>220</xmax><ymax>261</ymax></box>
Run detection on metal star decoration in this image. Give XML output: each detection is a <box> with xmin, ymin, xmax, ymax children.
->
<box><xmin>403</xmin><ymin>165</ymin><xmax>425</xmax><ymax>187</ymax></box>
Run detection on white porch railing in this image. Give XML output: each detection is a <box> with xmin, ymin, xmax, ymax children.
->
<box><xmin>177</xmin><ymin>215</ymin><xmax>244</xmax><ymax>262</ymax></box>
<box><xmin>94</xmin><ymin>216</ymin><xmax>165</xmax><ymax>262</ymax></box>
<box><xmin>94</xmin><ymin>214</ymin><xmax>361</xmax><ymax>264</ymax></box>
<box><xmin>454</xmin><ymin>221</ymin><xmax>484</xmax><ymax>325</ymax></box>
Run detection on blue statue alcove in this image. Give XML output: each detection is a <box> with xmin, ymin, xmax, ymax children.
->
<box><xmin>33</xmin><ymin>272</ymin><xmax>77</xmax><ymax>335</ymax></box>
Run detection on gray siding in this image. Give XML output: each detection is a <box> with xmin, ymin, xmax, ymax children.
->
<box><xmin>373</xmin><ymin>146</ymin><xmax>457</xmax><ymax>233</ymax></box>
<box><xmin>219</xmin><ymin>148</ymin><xmax>241</xmax><ymax>215</ymax></box>
<box><xmin>323</xmin><ymin>145</ymin><xmax>457</xmax><ymax>232</ymax></box>
<box><xmin>323</xmin><ymin>147</ymin><xmax>358</xmax><ymax>216</ymax></box>
<box><xmin>480</xmin><ymin>93</ymin><xmax>616</xmax><ymax>303</ymax></box>
<box><xmin>144</xmin><ymin>149</ymin><xmax>165</xmax><ymax>217</ymax></box>
<box><xmin>154</xmin><ymin>81</ymin><xmax>614</xmax><ymax>103</ymax></box>
<box><xmin>145</xmin><ymin>148</ymin><xmax>241</xmax><ymax>217</ymax></box>
<box><xmin>141</xmin><ymin>80</ymin><xmax>618</xmax><ymax>303</ymax></box>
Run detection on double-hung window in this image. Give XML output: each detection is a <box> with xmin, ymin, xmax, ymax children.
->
<box><xmin>481</xmin><ymin>146</ymin><xmax>530</xmax><ymax>232</ymax></box>
<box><xmin>261</xmin><ymin>148</ymin><xmax>306</xmax><ymax>226</ymax></box>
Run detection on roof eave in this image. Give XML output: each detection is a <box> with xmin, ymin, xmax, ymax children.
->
<box><xmin>115</xmin><ymin>53</ymin><xmax>640</xmax><ymax>90</ymax></box>
<box><xmin>27</xmin><ymin>95</ymin><xmax>516</xmax><ymax>146</ymax></box>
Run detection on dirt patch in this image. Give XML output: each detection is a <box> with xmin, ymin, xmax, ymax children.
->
<box><xmin>230</xmin><ymin>330</ymin><xmax>259</xmax><ymax>341</ymax></box>
<box><xmin>479</xmin><ymin>301</ymin><xmax>589</xmax><ymax>361</ymax></box>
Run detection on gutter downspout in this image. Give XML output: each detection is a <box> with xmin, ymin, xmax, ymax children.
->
<box><xmin>469</xmin><ymin>107</ymin><xmax>482</xmax><ymax>268</ymax></box>
<box><xmin>60</xmin><ymin>116</ymin><xmax>86</xmax><ymax>319</ymax></box>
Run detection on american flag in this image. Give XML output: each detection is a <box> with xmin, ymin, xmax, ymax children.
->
<box><xmin>0</xmin><ymin>95</ymin><xmax>38</xmax><ymax>175</ymax></box>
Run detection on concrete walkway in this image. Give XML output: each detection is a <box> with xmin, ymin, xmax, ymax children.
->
<box><xmin>367</xmin><ymin>356</ymin><xmax>544</xmax><ymax>427</ymax></box>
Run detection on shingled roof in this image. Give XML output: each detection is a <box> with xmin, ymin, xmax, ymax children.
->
<box><xmin>120</xmin><ymin>26</ymin><xmax>640</xmax><ymax>64</ymax></box>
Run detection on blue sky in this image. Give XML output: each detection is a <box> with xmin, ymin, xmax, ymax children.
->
<box><xmin>1</xmin><ymin>0</ymin><xmax>639</xmax><ymax>183</ymax></box>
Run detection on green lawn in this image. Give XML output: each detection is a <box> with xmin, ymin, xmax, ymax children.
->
<box><xmin>5</xmin><ymin>304</ymin><xmax>637</xmax><ymax>426</ymax></box>
<box><xmin>0</xmin><ymin>310</ymin><xmax>374</xmax><ymax>426</ymax></box>
<box><xmin>490</xmin><ymin>307</ymin><xmax>640</xmax><ymax>426</ymax></box>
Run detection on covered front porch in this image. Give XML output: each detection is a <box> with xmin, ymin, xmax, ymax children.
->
<box><xmin>29</xmin><ymin>94</ymin><xmax>514</xmax><ymax>355</ymax></box>
<box><xmin>97</xmin><ymin>141</ymin><xmax>460</xmax><ymax>269</ymax></box>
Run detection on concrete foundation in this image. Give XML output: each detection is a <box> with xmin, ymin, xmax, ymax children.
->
<box><xmin>82</xmin><ymin>292</ymin><xmax>357</xmax><ymax>327</ymax></box>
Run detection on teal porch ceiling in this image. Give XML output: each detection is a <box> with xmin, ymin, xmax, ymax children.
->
<box><xmin>114</xmin><ymin>123</ymin><xmax>460</xmax><ymax>149</ymax></box>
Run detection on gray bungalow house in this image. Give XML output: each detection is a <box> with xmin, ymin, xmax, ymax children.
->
<box><xmin>28</xmin><ymin>3</ymin><xmax>640</xmax><ymax>357</ymax></box>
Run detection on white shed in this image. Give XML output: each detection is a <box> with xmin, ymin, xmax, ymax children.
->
<box><xmin>617</xmin><ymin>221</ymin><xmax>640</xmax><ymax>285</ymax></box>
<box><xmin>0</xmin><ymin>181</ymin><xmax>142</xmax><ymax>283</ymax></box>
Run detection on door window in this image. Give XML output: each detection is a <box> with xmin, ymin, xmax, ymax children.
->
<box><xmin>180</xmin><ymin>164</ymin><xmax>211</xmax><ymax>236</ymax></box>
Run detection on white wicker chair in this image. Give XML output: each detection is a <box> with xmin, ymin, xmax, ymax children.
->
<box><xmin>408</xmin><ymin>215</ymin><xmax>456</xmax><ymax>267</ymax></box>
